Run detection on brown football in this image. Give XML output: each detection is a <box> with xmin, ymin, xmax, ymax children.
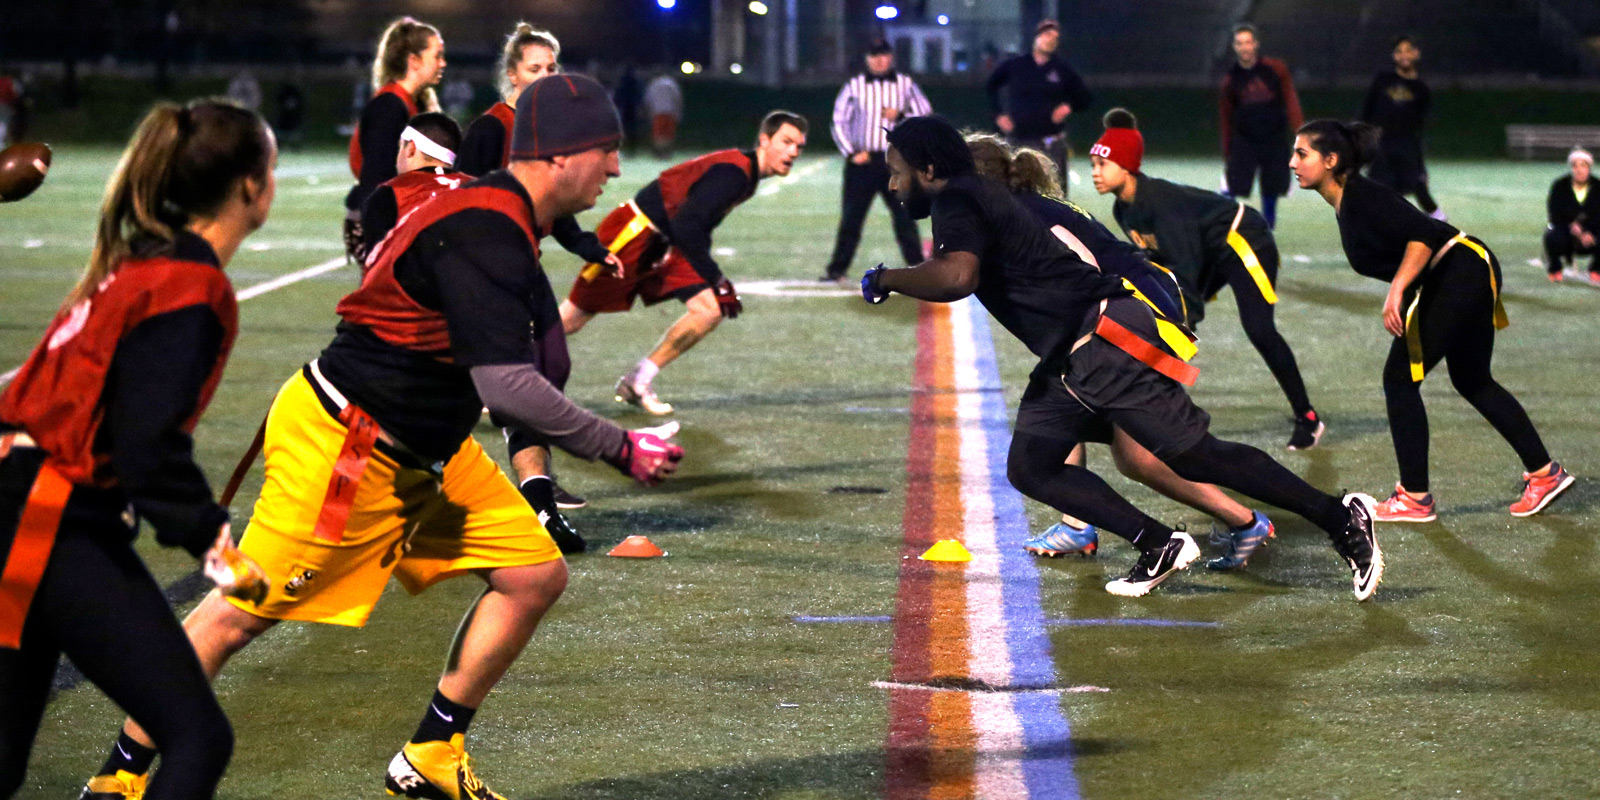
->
<box><xmin>0</xmin><ymin>142</ymin><xmax>52</xmax><ymax>202</ymax></box>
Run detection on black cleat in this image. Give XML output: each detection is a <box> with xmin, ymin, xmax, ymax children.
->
<box><xmin>1287</xmin><ymin>410</ymin><xmax>1325</xmax><ymax>450</ymax></box>
<box><xmin>1105</xmin><ymin>532</ymin><xmax>1200</xmax><ymax>597</ymax></box>
<box><xmin>1331</xmin><ymin>493</ymin><xmax>1383</xmax><ymax>601</ymax></box>
<box><xmin>539</xmin><ymin>508</ymin><xmax>586</xmax><ymax>555</ymax></box>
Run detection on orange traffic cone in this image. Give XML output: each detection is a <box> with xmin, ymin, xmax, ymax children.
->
<box><xmin>607</xmin><ymin>535</ymin><xmax>667</xmax><ymax>558</ymax></box>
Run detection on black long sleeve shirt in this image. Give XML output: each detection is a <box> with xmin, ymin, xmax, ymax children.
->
<box><xmin>344</xmin><ymin>93</ymin><xmax>411</xmax><ymax>212</ymax></box>
<box><xmin>1361</xmin><ymin>71</ymin><xmax>1431</xmax><ymax>139</ymax></box>
<box><xmin>985</xmin><ymin>54</ymin><xmax>1092</xmax><ymax>141</ymax></box>
<box><xmin>634</xmin><ymin>156</ymin><xmax>760</xmax><ymax>285</ymax></box>
<box><xmin>1547</xmin><ymin>175</ymin><xmax>1600</xmax><ymax>233</ymax></box>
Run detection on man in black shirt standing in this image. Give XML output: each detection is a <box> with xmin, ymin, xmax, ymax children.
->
<box><xmin>986</xmin><ymin>20</ymin><xmax>1091</xmax><ymax>196</ymax></box>
<box><xmin>861</xmin><ymin>116</ymin><xmax>1383</xmax><ymax>600</ymax></box>
<box><xmin>1220</xmin><ymin>24</ymin><xmax>1301</xmax><ymax>228</ymax></box>
<box><xmin>1362</xmin><ymin>36</ymin><xmax>1442</xmax><ymax>219</ymax></box>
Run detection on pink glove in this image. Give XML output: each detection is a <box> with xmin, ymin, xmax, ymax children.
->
<box><xmin>614</xmin><ymin>421</ymin><xmax>684</xmax><ymax>486</ymax></box>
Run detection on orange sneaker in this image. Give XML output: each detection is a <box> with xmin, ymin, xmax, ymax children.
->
<box><xmin>1372</xmin><ymin>484</ymin><xmax>1437</xmax><ymax>523</ymax></box>
<box><xmin>1548</xmin><ymin>271</ymin><xmax>1564</xmax><ymax>283</ymax></box>
<box><xmin>1510</xmin><ymin>462</ymin><xmax>1575</xmax><ymax>517</ymax></box>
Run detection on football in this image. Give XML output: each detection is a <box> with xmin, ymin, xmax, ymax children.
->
<box><xmin>0</xmin><ymin>142</ymin><xmax>52</xmax><ymax>202</ymax></box>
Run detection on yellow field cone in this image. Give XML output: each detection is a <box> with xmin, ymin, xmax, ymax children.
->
<box><xmin>608</xmin><ymin>535</ymin><xmax>667</xmax><ymax>558</ymax></box>
<box><xmin>919</xmin><ymin>539</ymin><xmax>971</xmax><ymax>562</ymax></box>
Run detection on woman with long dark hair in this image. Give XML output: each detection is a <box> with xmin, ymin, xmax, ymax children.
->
<box><xmin>1291</xmin><ymin>119</ymin><xmax>1572</xmax><ymax>520</ymax></box>
<box><xmin>0</xmin><ymin>98</ymin><xmax>273</xmax><ymax>799</ymax></box>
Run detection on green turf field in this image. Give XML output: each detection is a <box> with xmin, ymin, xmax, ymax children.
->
<box><xmin>5</xmin><ymin>147</ymin><xmax>1599</xmax><ymax>799</ymax></box>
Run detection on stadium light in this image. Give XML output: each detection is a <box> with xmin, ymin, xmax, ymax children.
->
<box><xmin>874</xmin><ymin>5</ymin><xmax>899</xmax><ymax>20</ymax></box>
<box><xmin>748</xmin><ymin>1</ymin><xmax>769</xmax><ymax>14</ymax></box>
<box><xmin>657</xmin><ymin>0</ymin><xmax>675</xmax><ymax>8</ymax></box>
<box><xmin>936</xmin><ymin>13</ymin><xmax>950</xmax><ymax>25</ymax></box>
<box><xmin>730</xmin><ymin>62</ymin><xmax>744</xmax><ymax>75</ymax></box>
<box><xmin>680</xmin><ymin>61</ymin><xmax>697</xmax><ymax>74</ymax></box>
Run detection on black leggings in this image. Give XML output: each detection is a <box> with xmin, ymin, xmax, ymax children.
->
<box><xmin>0</xmin><ymin>499</ymin><xmax>232</xmax><ymax>797</ymax></box>
<box><xmin>1381</xmin><ymin>251</ymin><xmax>1549</xmax><ymax>493</ymax></box>
<box><xmin>1008</xmin><ymin>431</ymin><xmax>1347</xmax><ymax>548</ymax></box>
<box><xmin>1220</xmin><ymin>241</ymin><xmax>1314</xmax><ymax>417</ymax></box>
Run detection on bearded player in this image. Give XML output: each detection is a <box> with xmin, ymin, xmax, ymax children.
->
<box><xmin>559</xmin><ymin>111</ymin><xmax>808</xmax><ymax>415</ymax></box>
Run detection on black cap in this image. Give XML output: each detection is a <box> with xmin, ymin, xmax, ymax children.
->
<box><xmin>867</xmin><ymin>38</ymin><xmax>893</xmax><ymax>56</ymax></box>
<box><xmin>509</xmin><ymin>74</ymin><xmax>622</xmax><ymax>161</ymax></box>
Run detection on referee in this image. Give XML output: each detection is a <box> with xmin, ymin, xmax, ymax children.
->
<box><xmin>822</xmin><ymin>39</ymin><xmax>931</xmax><ymax>283</ymax></box>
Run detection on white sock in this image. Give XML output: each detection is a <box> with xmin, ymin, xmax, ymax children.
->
<box><xmin>630</xmin><ymin>358</ymin><xmax>661</xmax><ymax>386</ymax></box>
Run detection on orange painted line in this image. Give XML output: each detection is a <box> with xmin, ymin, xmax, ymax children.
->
<box><xmin>888</xmin><ymin>301</ymin><xmax>977</xmax><ymax>799</ymax></box>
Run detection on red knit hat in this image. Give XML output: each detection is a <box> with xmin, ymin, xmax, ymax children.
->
<box><xmin>1090</xmin><ymin>128</ymin><xmax>1143</xmax><ymax>174</ymax></box>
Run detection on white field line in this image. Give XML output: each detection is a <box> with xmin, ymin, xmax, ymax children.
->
<box><xmin>949</xmin><ymin>298</ymin><xmax>1031</xmax><ymax>799</ymax></box>
<box><xmin>1</xmin><ymin>256</ymin><xmax>347</xmax><ymax>387</ymax></box>
<box><xmin>756</xmin><ymin>159</ymin><xmax>828</xmax><ymax>197</ymax></box>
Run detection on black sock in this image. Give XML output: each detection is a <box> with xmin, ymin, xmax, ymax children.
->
<box><xmin>518</xmin><ymin>475</ymin><xmax>556</xmax><ymax>516</ymax></box>
<box><xmin>99</xmin><ymin>731</ymin><xmax>158</xmax><ymax>776</ymax></box>
<box><xmin>1131</xmin><ymin>523</ymin><xmax>1174</xmax><ymax>553</ymax></box>
<box><xmin>412</xmin><ymin>689</ymin><xmax>476</xmax><ymax>745</ymax></box>
<box><xmin>1262</xmin><ymin>195</ymin><xmax>1279</xmax><ymax>228</ymax></box>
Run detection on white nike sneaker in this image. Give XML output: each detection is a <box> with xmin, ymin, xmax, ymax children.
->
<box><xmin>614</xmin><ymin>377</ymin><xmax>673</xmax><ymax>415</ymax></box>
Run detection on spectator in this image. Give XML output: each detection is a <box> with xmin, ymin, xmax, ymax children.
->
<box><xmin>1544</xmin><ymin>148</ymin><xmax>1600</xmax><ymax>284</ymax></box>
<box><xmin>614</xmin><ymin>65</ymin><xmax>642</xmax><ymax>151</ymax></box>
<box><xmin>226</xmin><ymin>69</ymin><xmax>262</xmax><ymax>112</ymax></box>
<box><xmin>644</xmin><ymin>72</ymin><xmax>683</xmax><ymax>158</ymax></box>
<box><xmin>985</xmin><ymin>19</ymin><xmax>1091</xmax><ymax>196</ymax></box>
<box><xmin>1220</xmin><ymin>23</ymin><xmax>1301</xmax><ymax>228</ymax></box>
<box><xmin>275</xmin><ymin>81</ymin><xmax>306</xmax><ymax>150</ymax></box>
<box><xmin>441</xmin><ymin>77</ymin><xmax>473</xmax><ymax>119</ymax></box>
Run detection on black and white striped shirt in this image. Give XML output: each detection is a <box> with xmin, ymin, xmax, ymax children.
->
<box><xmin>831</xmin><ymin>71</ymin><xmax>933</xmax><ymax>156</ymax></box>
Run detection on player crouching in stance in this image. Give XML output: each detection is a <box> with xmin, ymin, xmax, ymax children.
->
<box><xmin>965</xmin><ymin>134</ymin><xmax>1276</xmax><ymax>569</ymax></box>
<box><xmin>2</xmin><ymin>99</ymin><xmax>273</xmax><ymax>800</ymax></box>
<box><xmin>559</xmin><ymin>111</ymin><xmax>809</xmax><ymax>415</ymax></box>
<box><xmin>1292</xmin><ymin>121</ymin><xmax>1573</xmax><ymax>521</ymax></box>
<box><xmin>862</xmin><ymin>116</ymin><xmax>1382</xmax><ymax>599</ymax></box>
<box><xmin>1093</xmin><ymin>108</ymin><xmax>1324</xmax><ymax>451</ymax></box>
<box><xmin>84</xmin><ymin>77</ymin><xmax>683</xmax><ymax>800</ymax></box>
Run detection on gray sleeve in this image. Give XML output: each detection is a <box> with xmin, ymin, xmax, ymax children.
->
<box><xmin>470</xmin><ymin>363</ymin><xmax>627</xmax><ymax>464</ymax></box>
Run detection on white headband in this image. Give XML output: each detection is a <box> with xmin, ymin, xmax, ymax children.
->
<box><xmin>401</xmin><ymin>126</ymin><xmax>456</xmax><ymax>166</ymax></box>
<box><xmin>1569</xmin><ymin>149</ymin><xmax>1593</xmax><ymax>167</ymax></box>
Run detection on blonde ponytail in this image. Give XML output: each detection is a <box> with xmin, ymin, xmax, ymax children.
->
<box><xmin>372</xmin><ymin>16</ymin><xmax>441</xmax><ymax>110</ymax></box>
<box><xmin>69</xmin><ymin>98</ymin><xmax>271</xmax><ymax>308</ymax></box>
<box><xmin>498</xmin><ymin>23</ymin><xmax>562</xmax><ymax>100</ymax></box>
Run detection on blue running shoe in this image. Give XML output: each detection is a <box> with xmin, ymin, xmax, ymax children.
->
<box><xmin>1205</xmin><ymin>511</ymin><xmax>1275</xmax><ymax>570</ymax></box>
<box><xmin>1025</xmin><ymin>520</ymin><xmax>1098</xmax><ymax>558</ymax></box>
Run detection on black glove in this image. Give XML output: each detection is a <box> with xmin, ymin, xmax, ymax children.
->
<box><xmin>861</xmin><ymin>265</ymin><xmax>889</xmax><ymax>304</ymax></box>
<box><xmin>713</xmin><ymin>277</ymin><xmax>743</xmax><ymax>319</ymax></box>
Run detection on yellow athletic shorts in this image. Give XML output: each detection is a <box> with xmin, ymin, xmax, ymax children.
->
<box><xmin>228</xmin><ymin>372</ymin><xmax>560</xmax><ymax>627</ymax></box>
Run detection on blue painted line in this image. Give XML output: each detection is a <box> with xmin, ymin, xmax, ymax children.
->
<box><xmin>964</xmin><ymin>300</ymin><xmax>1081</xmax><ymax>800</ymax></box>
<box><xmin>792</xmin><ymin>615</ymin><xmax>893</xmax><ymax>624</ymax></box>
<box><xmin>1045</xmin><ymin>618</ymin><xmax>1222</xmax><ymax>629</ymax></box>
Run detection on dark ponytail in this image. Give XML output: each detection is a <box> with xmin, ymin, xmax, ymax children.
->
<box><xmin>72</xmin><ymin>98</ymin><xmax>272</xmax><ymax>307</ymax></box>
<box><xmin>1297</xmin><ymin>119</ymin><xmax>1379</xmax><ymax>180</ymax></box>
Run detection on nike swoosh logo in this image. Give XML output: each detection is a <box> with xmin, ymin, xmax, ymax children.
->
<box><xmin>116</xmin><ymin>743</ymin><xmax>132</xmax><ymax>760</ymax></box>
<box><xmin>636</xmin><ymin>439</ymin><xmax>667</xmax><ymax>455</ymax></box>
<box><xmin>431</xmin><ymin>703</ymin><xmax>454</xmax><ymax>723</ymax></box>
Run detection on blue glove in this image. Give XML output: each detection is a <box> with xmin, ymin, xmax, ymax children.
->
<box><xmin>861</xmin><ymin>265</ymin><xmax>889</xmax><ymax>304</ymax></box>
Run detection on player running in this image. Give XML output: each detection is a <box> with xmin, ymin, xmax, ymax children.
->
<box><xmin>3</xmin><ymin>99</ymin><xmax>273</xmax><ymax>800</ymax></box>
<box><xmin>84</xmin><ymin>77</ymin><xmax>684</xmax><ymax>800</ymax></box>
<box><xmin>344</xmin><ymin>16</ymin><xmax>445</xmax><ymax>262</ymax></box>
<box><xmin>358</xmin><ymin>111</ymin><xmax>463</xmax><ymax>262</ymax></box>
<box><xmin>457</xmin><ymin>24</ymin><xmax>620</xmax><ymax>535</ymax></box>
<box><xmin>967</xmin><ymin>133</ymin><xmax>1276</xmax><ymax>569</ymax></box>
<box><xmin>1293</xmin><ymin>120</ymin><xmax>1573</xmax><ymax>521</ymax></box>
<box><xmin>1092</xmin><ymin>109</ymin><xmax>1324</xmax><ymax>450</ymax></box>
<box><xmin>863</xmin><ymin>115</ymin><xmax>1381</xmax><ymax>600</ymax></box>
<box><xmin>560</xmin><ymin>111</ymin><xmax>809</xmax><ymax>415</ymax></box>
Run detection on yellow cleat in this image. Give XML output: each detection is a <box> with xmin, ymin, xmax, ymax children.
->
<box><xmin>384</xmin><ymin>733</ymin><xmax>506</xmax><ymax>800</ymax></box>
<box><xmin>80</xmin><ymin>770</ymin><xmax>147</xmax><ymax>800</ymax></box>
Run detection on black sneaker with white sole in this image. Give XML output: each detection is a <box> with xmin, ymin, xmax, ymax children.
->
<box><xmin>1105</xmin><ymin>532</ymin><xmax>1200</xmax><ymax>597</ymax></box>
<box><xmin>1332</xmin><ymin>493</ymin><xmax>1383</xmax><ymax>601</ymax></box>
<box><xmin>551</xmin><ymin>482</ymin><xmax>587</xmax><ymax>510</ymax></box>
<box><xmin>1287</xmin><ymin>410</ymin><xmax>1325</xmax><ymax>450</ymax></box>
